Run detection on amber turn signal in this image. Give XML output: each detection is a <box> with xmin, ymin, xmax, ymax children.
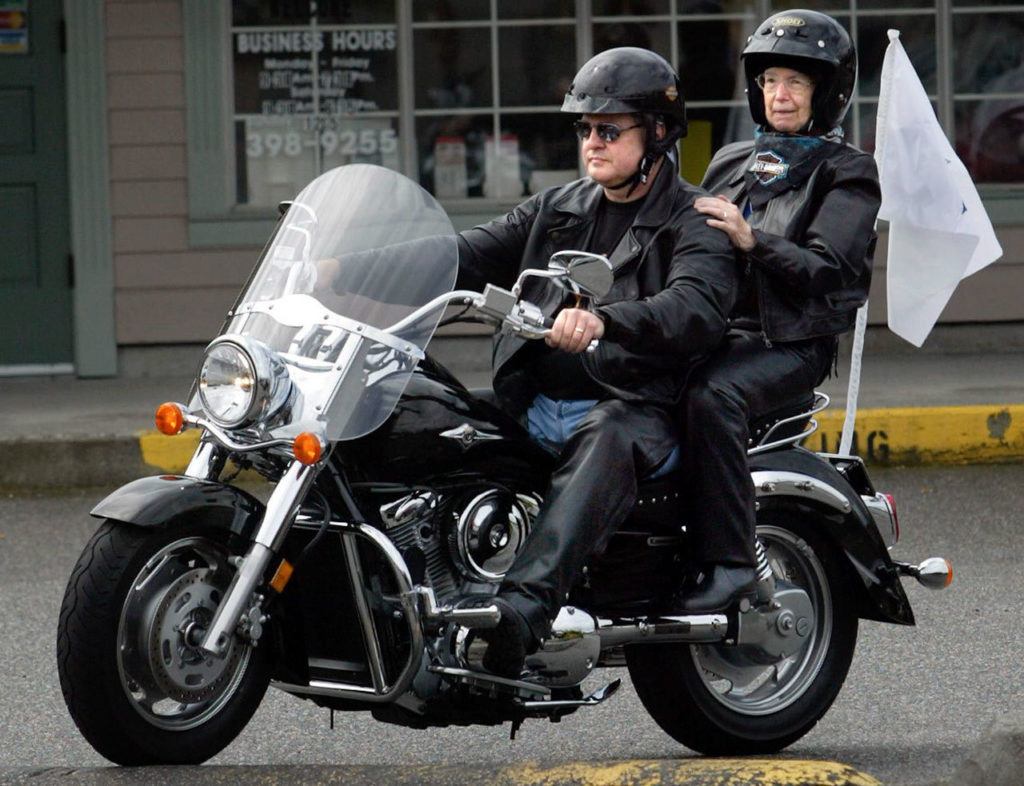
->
<box><xmin>155</xmin><ymin>402</ymin><xmax>185</xmax><ymax>436</ymax></box>
<box><xmin>293</xmin><ymin>432</ymin><xmax>324</xmax><ymax>465</ymax></box>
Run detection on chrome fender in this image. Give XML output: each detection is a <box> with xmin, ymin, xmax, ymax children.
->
<box><xmin>748</xmin><ymin>450</ymin><xmax>915</xmax><ymax>626</ymax></box>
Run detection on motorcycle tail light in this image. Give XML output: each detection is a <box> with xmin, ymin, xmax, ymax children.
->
<box><xmin>155</xmin><ymin>402</ymin><xmax>185</xmax><ymax>436</ymax></box>
<box><xmin>293</xmin><ymin>432</ymin><xmax>324</xmax><ymax>465</ymax></box>
<box><xmin>882</xmin><ymin>492</ymin><xmax>899</xmax><ymax>543</ymax></box>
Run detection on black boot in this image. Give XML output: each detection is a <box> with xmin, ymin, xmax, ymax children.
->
<box><xmin>675</xmin><ymin>565</ymin><xmax>757</xmax><ymax>614</ymax></box>
<box><xmin>456</xmin><ymin>595</ymin><xmax>536</xmax><ymax>679</ymax></box>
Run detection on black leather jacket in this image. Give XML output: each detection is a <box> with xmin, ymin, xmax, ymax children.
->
<box><xmin>457</xmin><ymin>162</ymin><xmax>741</xmax><ymax>417</ymax></box>
<box><xmin>702</xmin><ymin>140</ymin><xmax>881</xmax><ymax>343</ymax></box>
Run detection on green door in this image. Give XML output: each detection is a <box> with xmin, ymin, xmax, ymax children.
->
<box><xmin>0</xmin><ymin>1</ymin><xmax>71</xmax><ymax>366</ymax></box>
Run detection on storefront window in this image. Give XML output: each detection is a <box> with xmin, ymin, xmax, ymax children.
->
<box><xmin>953</xmin><ymin>11</ymin><xmax>1024</xmax><ymax>183</ymax></box>
<box><xmin>856</xmin><ymin>13</ymin><xmax>936</xmax><ymax>97</ymax></box>
<box><xmin>210</xmin><ymin>0</ymin><xmax>1023</xmax><ymax>221</ymax></box>
<box><xmin>412</xmin><ymin>7</ymin><xmax>579</xmax><ymax>201</ymax></box>
<box><xmin>231</xmin><ymin>1</ymin><xmax>400</xmax><ymax>207</ymax></box>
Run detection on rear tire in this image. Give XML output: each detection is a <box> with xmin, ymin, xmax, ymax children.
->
<box><xmin>626</xmin><ymin>509</ymin><xmax>858</xmax><ymax>754</ymax></box>
<box><xmin>56</xmin><ymin>519</ymin><xmax>271</xmax><ymax>765</ymax></box>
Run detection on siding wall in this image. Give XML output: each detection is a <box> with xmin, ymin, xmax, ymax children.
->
<box><xmin>106</xmin><ymin>0</ymin><xmax>253</xmax><ymax>345</ymax></box>
<box><xmin>103</xmin><ymin>0</ymin><xmax>1024</xmax><ymax>346</ymax></box>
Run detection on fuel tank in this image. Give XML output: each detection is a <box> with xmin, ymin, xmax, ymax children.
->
<box><xmin>340</xmin><ymin>355</ymin><xmax>555</xmax><ymax>488</ymax></box>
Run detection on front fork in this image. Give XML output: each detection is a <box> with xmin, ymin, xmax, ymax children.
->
<box><xmin>190</xmin><ymin>443</ymin><xmax>317</xmax><ymax>658</ymax></box>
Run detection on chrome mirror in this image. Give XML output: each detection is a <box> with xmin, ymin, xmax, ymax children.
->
<box><xmin>548</xmin><ymin>250</ymin><xmax>613</xmax><ymax>299</ymax></box>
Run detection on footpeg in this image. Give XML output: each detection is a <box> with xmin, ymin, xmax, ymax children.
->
<box><xmin>412</xmin><ymin>587</ymin><xmax>502</xmax><ymax>628</ymax></box>
<box><xmin>521</xmin><ymin>678</ymin><xmax>622</xmax><ymax>710</ymax></box>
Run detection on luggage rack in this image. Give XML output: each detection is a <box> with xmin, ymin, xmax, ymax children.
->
<box><xmin>748</xmin><ymin>392</ymin><xmax>830</xmax><ymax>456</ymax></box>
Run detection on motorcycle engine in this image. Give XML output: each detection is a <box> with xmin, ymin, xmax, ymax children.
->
<box><xmin>380</xmin><ymin>488</ymin><xmax>540</xmax><ymax>601</ymax></box>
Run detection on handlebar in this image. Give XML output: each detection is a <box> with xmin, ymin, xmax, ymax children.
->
<box><xmin>382</xmin><ymin>286</ymin><xmax>599</xmax><ymax>352</ymax></box>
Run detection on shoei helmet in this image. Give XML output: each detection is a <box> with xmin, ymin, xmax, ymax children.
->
<box><xmin>741</xmin><ymin>9</ymin><xmax>856</xmax><ymax>131</ymax></box>
<box><xmin>562</xmin><ymin>47</ymin><xmax>687</xmax><ymax>184</ymax></box>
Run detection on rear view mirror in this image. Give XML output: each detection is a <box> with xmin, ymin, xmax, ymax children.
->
<box><xmin>548</xmin><ymin>250</ymin><xmax>613</xmax><ymax>299</ymax></box>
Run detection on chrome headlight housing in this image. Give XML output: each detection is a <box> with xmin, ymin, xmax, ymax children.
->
<box><xmin>198</xmin><ymin>336</ymin><xmax>292</xmax><ymax>429</ymax></box>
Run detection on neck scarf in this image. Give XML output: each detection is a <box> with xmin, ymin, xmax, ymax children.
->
<box><xmin>744</xmin><ymin>126</ymin><xmax>843</xmax><ymax>209</ymax></box>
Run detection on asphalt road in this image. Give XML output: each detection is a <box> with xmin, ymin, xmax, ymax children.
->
<box><xmin>1</xmin><ymin>464</ymin><xmax>1021</xmax><ymax>784</ymax></box>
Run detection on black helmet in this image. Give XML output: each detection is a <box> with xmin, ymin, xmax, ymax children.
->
<box><xmin>741</xmin><ymin>9</ymin><xmax>856</xmax><ymax>131</ymax></box>
<box><xmin>563</xmin><ymin>47</ymin><xmax>687</xmax><ymax>189</ymax></box>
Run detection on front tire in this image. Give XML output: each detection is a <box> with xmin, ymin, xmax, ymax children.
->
<box><xmin>626</xmin><ymin>508</ymin><xmax>858</xmax><ymax>754</ymax></box>
<box><xmin>56</xmin><ymin>519</ymin><xmax>272</xmax><ymax>765</ymax></box>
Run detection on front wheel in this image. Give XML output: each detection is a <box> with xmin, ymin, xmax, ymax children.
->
<box><xmin>626</xmin><ymin>509</ymin><xmax>858</xmax><ymax>754</ymax></box>
<box><xmin>56</xmin><ymin>519</ymin><xmax>272</xmax><ymax>765</ymax></box>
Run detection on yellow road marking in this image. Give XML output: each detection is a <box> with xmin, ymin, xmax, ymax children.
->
<box><xmin>501</xmin><ymin>759</ymin><xmax>880</xmax><ymax>785</ymax></box>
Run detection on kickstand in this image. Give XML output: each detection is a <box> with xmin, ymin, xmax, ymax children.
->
<box><xmin>510</xmin><ymin>717</ymin><xmax>523</xmax><ymax>740</ymax></box>
<box><xmin>329</xmin><ymin>709</ymin><xmax>335</xmax><ymax>730</ymax></box>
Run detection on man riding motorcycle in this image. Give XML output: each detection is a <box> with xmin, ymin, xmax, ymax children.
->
<box><xmin>454</xmin><ymin>47</ymin><xmax>741</xmax><ymax>677</ymax></box>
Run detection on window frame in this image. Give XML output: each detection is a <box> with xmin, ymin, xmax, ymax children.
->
<box><xmin>183</xmin><ymin>0</ymin><xmax>1024</xmax><ymax>249</ymax></box>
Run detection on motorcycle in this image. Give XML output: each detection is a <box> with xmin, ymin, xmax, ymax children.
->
<box><xmin>56</xmin><ymin>164</ymin><xmax>952</xmax><ymax>765</ymax></box>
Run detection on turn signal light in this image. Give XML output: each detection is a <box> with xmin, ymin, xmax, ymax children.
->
<box><xmin>155</xmin><ymin>402</ymin><xmax>185</xmax><ymax>436</ymax></box>
<box><xmin>293</xmin><ymin>432</ymin><xmax>324</xmax><ymax>465</ymax></box>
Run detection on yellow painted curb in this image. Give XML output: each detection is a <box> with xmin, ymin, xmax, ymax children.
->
<box><xmin>137</xmin><ymin>404</ymin><xmax>1024</xmax><ymax>472</ymax></box>
<box><xmin>814</xmin><ymin>404</ymin><xmax>1024</xmax><ymax>465</ymax></box>
<box><xmin>139</xmin><ymin>429</ymin><xmax>200</xmax><ymax>473</ymax></box>
<box><xmin>498</xmin><ymin>759</ymin><xmax>880</xmax><ymax>786</ymax></box>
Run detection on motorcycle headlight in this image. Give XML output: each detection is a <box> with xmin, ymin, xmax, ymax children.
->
<box><xmin>199</xmin><ymin>337</ymin><xmax>291</xmax><ymax>429</ymax></box>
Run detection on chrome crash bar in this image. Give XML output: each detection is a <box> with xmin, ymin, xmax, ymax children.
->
<box><xmin>274</xmin><ymin>519</ymin><xmax>426</xmax><ymax>704</ymax></box>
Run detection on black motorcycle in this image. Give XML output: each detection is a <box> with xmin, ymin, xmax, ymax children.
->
<box><xmin>56</xmin><ymin>164</ymin><xmax>952</xmax><ymax>765</ymax></box>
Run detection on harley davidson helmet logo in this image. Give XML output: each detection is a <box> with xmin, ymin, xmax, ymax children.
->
<box><xmin>772</xmin><ymin>16</ymin><xmax>806</xmax><ymax>27</ymax></box>
<box><xmin>750</xmin><ymin>150</ymin><xmax>789</xmax><ymax>185</ymax></box>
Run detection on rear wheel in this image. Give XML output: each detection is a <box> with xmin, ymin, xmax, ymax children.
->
<box><xmin>56</xmin><ymin>520</ymin><xmax>271</xmax><ymax>765</ymax></box>
<box><xmin>626</xmin><ymin>509</ymin><xmax>858</xmax><ymax>754</ymax></box>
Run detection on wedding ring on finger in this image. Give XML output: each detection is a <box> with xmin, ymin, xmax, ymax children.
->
<box><xmin>574</xmin><ymin>327</ymin><xmax>585</xmax><ymax>333</ymax></box>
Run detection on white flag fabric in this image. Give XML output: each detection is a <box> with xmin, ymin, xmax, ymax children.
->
<box><xmin>875</xmin><ymin>30</ymin><xmax>1002</xmax><ymax>347</ymax></box>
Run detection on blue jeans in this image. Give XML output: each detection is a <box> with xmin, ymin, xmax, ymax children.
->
<box><xmin>526</xmin><ymin>393</ymin><xmax>679</xmax><ymax>477</ymax></box>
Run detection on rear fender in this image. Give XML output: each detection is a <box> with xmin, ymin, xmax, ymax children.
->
<box><xmin>751</xmin><ymin>447</ymin><xmax>914</xmax><ymax>626</ymax></box>
<box><xmin>90</xmin><ymin>475</ymin><xmax>265</xmax><ymax>541</ymax></box>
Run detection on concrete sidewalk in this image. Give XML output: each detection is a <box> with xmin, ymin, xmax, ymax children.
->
<box><xmin>0</xmin><ymin>326</ymin><xmax>1022</xmax><ymax>489</ymax></box>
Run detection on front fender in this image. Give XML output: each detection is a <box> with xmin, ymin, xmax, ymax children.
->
<box><xmin>751</xmin><ymin>447</ymin><xmax>915</xmax><ymax>626</ymax></box>
<box><xmin>91</xmin><ymin>475</ymin><xmax>266</xmax><ymax>541</ymax></box>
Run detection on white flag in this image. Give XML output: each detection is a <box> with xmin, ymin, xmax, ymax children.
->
<box><xmin>875</xmin><ymin>30</ymin><xmax>1002</xmax><ymax>347</ymax></box>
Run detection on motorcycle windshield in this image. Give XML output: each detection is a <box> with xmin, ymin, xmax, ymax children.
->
<box><xmin>204</xmin><ymin>164</ymin><xmax>457</xmax><ymax>442</ymax></box>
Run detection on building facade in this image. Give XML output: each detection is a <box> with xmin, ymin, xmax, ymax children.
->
<box><xmin>2</xmin><ymin>0</ymin><xmax>1022</xmax><ymax>375</ymax></box>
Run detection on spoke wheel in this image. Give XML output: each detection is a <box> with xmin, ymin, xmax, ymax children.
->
<box><xmin>626</xmin><ymin>508</ymin><xmax>858</xmax><ymax>755</ymax></box>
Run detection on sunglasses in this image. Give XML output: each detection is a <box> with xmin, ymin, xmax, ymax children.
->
<box><xmin>572</xmin><ymin>120</ymin><xmax>643</xmax><ymax>142</ymax></box>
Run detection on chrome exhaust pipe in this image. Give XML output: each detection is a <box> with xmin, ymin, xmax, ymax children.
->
<box><xmin>597</xmin><ymin>613</ymin><xmax>729</xmax><ymax>648</ymax></box>
<box><xmin>895</xmin><ymin>557</ymin><xmax>954</xmax><ymax>590</ymax></box>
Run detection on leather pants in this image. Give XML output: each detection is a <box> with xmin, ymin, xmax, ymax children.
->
<box><xmin>499</xmin><ymin>398</ymin><xmax>677</xmax><ymax>641</ymax></box>
<box><xmin>677</xmin><ymin>329</ymin><xmax>835</xmax><ymax>567</ymax></box>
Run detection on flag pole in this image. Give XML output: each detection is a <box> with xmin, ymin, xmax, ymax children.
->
<box><xmin>839</xmin><ymin>29</ymin><xmax>899</xmax><ymax>457</ymax></box>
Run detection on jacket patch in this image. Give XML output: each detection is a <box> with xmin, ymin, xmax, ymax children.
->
<box><xmin>750</xmin><ymin>150</ymin><xmax>789</xmax><ymax>185</ymax></box>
